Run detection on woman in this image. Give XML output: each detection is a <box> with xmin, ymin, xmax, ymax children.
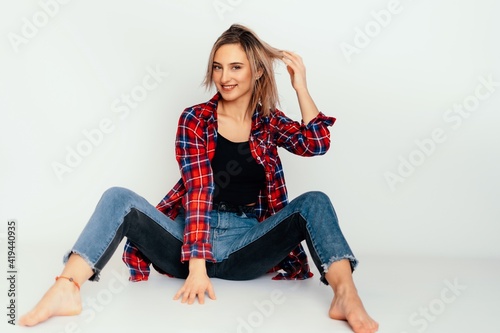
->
<box><xmin>20</xmin><ymin>24</ymin><xmax>378</xmax><ymax>333</ymax></box>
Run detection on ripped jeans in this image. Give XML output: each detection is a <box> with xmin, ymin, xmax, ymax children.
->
<box><xmin>64</xmin><ymin>187</ymin><xmax>358</xmax><ymax>285</ymax></box>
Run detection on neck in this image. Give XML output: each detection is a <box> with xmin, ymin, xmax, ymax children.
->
<box><xmin>218</xmin><ymin>97</ymin><xmax>253</xmax><ymax>122</ymax></box>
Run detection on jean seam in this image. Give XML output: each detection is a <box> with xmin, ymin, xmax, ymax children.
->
<box><xmin>225</xmin><ymin>210</ymin><xmax>297</xmax><ymax>258</ymax></box>
<box><xmin>299</xmin><ymin>211</ymin><xmax>326</xmax><ymax>269</ymax></box>
<box><xmin>91</xmin><ymin>204</ymin><xmax>135</xmax><ymax>274</ymax></box>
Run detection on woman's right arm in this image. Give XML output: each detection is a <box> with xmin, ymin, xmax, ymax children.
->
<box><xmin>175</xmin><ymin>107</ymin><xmax>215</xmax><ymax>263</ymax></box>
<box><xmin>173</xmin><ymin>107</ymin><xmax>216</xmax><ymax>304</ymax></box>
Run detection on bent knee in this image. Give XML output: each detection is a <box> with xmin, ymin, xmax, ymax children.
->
<box><xmin>101</xmin><ymin>187</ymin><xmax>136</xmax><ymax>205</ymax></box>
<box><xmin>302</xmin><ymin>191</ymin><xmax>331</xmax><ymax>205</ymax></box>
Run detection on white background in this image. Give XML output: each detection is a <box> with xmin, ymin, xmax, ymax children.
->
<box><xmin>1</xmin><ymin>0</ymin><xmax>499</xmax><ymax>262</ymax></box>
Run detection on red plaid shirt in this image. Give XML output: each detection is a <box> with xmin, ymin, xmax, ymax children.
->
<box><xmin>122</xmin><ymin>93</ymin><xmax>336</xmax><ymax>281</ymax></box>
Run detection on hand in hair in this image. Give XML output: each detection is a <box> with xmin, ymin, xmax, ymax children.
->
<box><xmin>282</xmin><ymin>51</ymin><xmax>308</xmax><ymax>93</ymax></box>
<box><xmin>282</xmin><ymin>51</ymin><xmax>319</xmax><ymax>125</ymax></box>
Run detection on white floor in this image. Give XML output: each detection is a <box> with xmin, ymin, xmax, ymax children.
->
<box><xmin>3</xmin><ymin>241</ymin><xmax>500</xmax><ymax>333</ymax></box>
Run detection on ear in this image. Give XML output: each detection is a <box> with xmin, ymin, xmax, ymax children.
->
<box><xmin>256</xmin><ymin>67</ymin><xmax>264</xmax><ymax>79</ymax></box>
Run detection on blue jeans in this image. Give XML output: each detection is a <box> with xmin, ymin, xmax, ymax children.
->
<box><xmin>64</xmin><ymin>187</ymin><xmax>358</xmax><ymax>285</ymax></box>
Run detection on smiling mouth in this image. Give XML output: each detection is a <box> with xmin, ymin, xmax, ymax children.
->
<box><xmin>221</xmin><ymin>84</ymin><xmax>237</xmax><ymax>91</ymax></box>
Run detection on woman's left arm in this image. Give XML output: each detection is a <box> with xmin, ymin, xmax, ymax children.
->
<box><xmin>274</xmin><ymin>51</ymin><xmax>335</xmax><ymax>156</ymax></box>
<box><xmin>282</xmin><ymin>51</ymin><xmax>319</xmax><ymax>125</ymax></box>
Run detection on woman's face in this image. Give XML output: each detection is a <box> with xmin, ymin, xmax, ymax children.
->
<box><xmin>212</xmin><ymin>43</ymin><xmax>255</xmax><ymax>105</ymax></box>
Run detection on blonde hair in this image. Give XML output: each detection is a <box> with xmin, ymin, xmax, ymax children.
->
<box><xmin>203</xmin><ymin>24</ymin><xmax>282</xmax><ymax>116</ymax></box>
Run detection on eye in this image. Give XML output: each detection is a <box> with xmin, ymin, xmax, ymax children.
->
<box><xmin>232</xmin><ymin>65</ymin><xmax>241</xmax><ymax>70</ymax></box>
<box><xmin>213</xmin><ymin>64</ymin><xmax>222</xmax><ymax>71</ymax></box>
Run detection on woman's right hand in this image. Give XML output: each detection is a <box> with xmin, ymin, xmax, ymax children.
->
<box><xmin>173</xmin><ymin>258</ymin><xmax>216</xmax><ymax>304</ymax></box>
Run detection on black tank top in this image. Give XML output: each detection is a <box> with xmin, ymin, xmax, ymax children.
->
<box><xmin>211</xmin><ymin>133</ymin><xmax>265</xmax><ymax>205</ymax></box>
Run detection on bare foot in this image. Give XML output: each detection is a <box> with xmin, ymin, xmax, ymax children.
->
<box><xmin>329</xmin><ymin>288</ymin><xmax>379</xmax><ymax>333</ymax></box>
<box><xmin>19</xmin><ymin>279</ymin><xmax>82</xmax><ymax>326</ymax></box>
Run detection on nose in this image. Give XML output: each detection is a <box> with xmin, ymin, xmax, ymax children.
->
<box><xmin>220</xmin><ymin>69</ymin><xmax>230</xmax><ymax>83</ymax></box>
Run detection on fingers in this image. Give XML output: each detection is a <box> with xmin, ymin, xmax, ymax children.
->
<box><xmin>187</xmin><ymin>289</ymin><xmax>197</xmax><ymax>304</ymax></box>
<box><xmin>282</xmin><ymin>50</ymin><xmax>308</xmax><ymax>91</ymax></box>
<box><xmin>198</xmin><ymin>291</ymin><xmax>205</xmax><ymax>305</ymax></box>
<box><xmin>173</xmin><ymin>281</ymin><xmax>216</xmax><ymax>305</ymax></box>
<box><xmin>282</xmin><ymin>51</ymin><xmax>303</xmax><ymax>66</ymax></box>
<box><xmin>282</xmin><ymin>50</ymin><xmax>298</xmax><ymax>59</ymax></box>
<box><xmin>180</xmin><ymin>286</ymin><xmax>196</xmax><ymax>304</ymax></box>
<box><xmin>173</xmin><ymin>286</ymin><xmax>197</xmax><ymax>304</ymax></box>
<box><xmin>207</xmin><ymin>283</ymin><xmax>216</xmax><ymax>300</ymax></box>
<box><xmin>282</xmin><ymin>51</ymin><xmax>305</xmax><ymax>74</ymax></box>
<box><xmin>174</xmin><ymin>287</ymin><xmax>184</xmax><ymax>301</ymax></box>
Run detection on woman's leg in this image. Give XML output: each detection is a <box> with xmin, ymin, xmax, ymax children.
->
<box><xmin>19</xmin><ymin>187</ymin><xmax>186</xmax><ymax>326</ymax></box>
<box><xmin>212</xmin><ymin>191</ymin><xmax>357</xmax><ymax>281</ymax></box>
<box><xmin>326</xmin><ymin>260</ymin><xmax>379</xmax><ymax>333</ymax></box>
<box><xmin>213</xmin><ymin>191</ymin><xmax>378</xmax><ymax>333</ymax></box>
<box><xmin>19</xmin><ymin>254</ymin><xmax>93</xmax><ymax>326</ymax></box>
<box><xmin>63</xmin><ymin>187</ymin><xmax>187</xmax><ymax>281</ymax></box>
